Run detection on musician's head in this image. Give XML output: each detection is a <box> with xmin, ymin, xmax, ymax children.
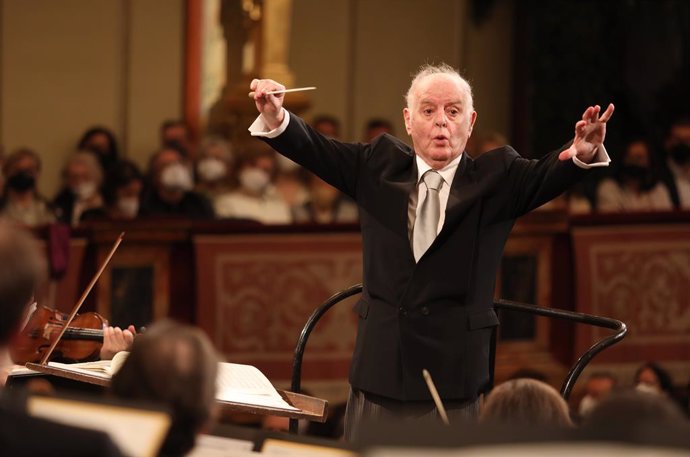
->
<box><xmin>0</xmin><ymin>222</ymin><xmax>45</xmax><ymax>345</ymax></box>
<box><xmin>480</xmin><ymin>378</ymin><xmax>573</xmax><ymax>428</ymax></box>
<box><xmin>111</xmin><ymin>320</ymin><xmax>219</xmax><ymax>456</ymax></box>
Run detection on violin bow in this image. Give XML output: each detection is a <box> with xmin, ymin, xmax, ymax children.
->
<box><xmin>39</xmin><ymin>232</ymin><xmax>125</xmax><ymax>365</ymax></box>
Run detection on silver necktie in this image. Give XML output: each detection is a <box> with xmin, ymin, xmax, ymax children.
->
<box><xmin>413</xmin><ymin>170</ymin><xmax>444</xmax><ymax>261</ymax></box>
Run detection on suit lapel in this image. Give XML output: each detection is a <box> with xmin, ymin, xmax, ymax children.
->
<box><xmin>378</xmin><ymin>153</ymin><xmax>417</xmax><ymax>244</ymax></box>
<box><xmin>430</xmin><ymin>153</ymin><xmax>480</xmax><ymax>247</ymax></box>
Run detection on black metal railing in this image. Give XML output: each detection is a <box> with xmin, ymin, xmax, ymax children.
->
<box><xmin>289</xmin><ymin>284</ymin><xmax>627</xmax><ymax>433</ymax></box>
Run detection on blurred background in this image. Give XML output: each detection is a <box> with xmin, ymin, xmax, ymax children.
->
<box><xmin>1</xmin><ymin>0</ymin><xmax>689</xmax><ymax>432</ymax></box>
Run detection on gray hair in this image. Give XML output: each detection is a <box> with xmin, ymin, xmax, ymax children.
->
<box><xmin>405</xmin><ymin>63</ymin><xmax>474</xmax><ymax>112</ymax></box>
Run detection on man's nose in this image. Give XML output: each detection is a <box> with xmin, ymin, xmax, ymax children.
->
<box><xmin>434</xmin><ymin>113</ymin><xmax>447</xmax><ymax>127</ymax></box>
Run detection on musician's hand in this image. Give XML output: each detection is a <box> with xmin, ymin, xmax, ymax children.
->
<box><xmin>100</xmin><ymin>325</ymin><xmax>135</xmax><ymax>360</ymax></box>
<box><xmin>250</xmin><ymin>78</ymin><xmax>286</xmax><ymax>130</ymax></box>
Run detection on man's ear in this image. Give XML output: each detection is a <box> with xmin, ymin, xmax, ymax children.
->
<box><xmin>468</xmin><ymin>110</ymin><xmax>478</xmax><ymax>136</ymax></box>
<box><xmin>403</xmin><ymin>108</ymin><xmax>412</xmax><ymax>135</ymax></box>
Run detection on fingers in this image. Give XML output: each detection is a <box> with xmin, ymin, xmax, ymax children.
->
<box><xmin>127</xmin><ymin>324</ymin><xmax>137</xmax><ymax>335</ymax></box>
<box><xmin>599</xmin><ymin>103</ymin><xmax>615</xmax><ymax>122</ymax></box>
<box><xmin>248</xmin><ymin>79</ymin><xmax>285</xmax><ymax>100</ymax></box>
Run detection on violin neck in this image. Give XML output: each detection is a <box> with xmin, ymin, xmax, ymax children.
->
<box><xmin>62</xmin><ymin>327</ymin><xmax>104</xmax><ymax>342</ymax></box>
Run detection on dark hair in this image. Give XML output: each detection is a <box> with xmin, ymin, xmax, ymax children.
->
<box><xmin>634</xmin><ymin>362</ymin><xmax>675</xmax><ymax>395</ymax></box>
<box><xmin>365</xmin><ymin>118</ymin><xmax>393</xmax><ymax>132</ymax></box>
<box><xmin>0</xmin><ymin>222</ymin><xmax>46</xmax><ymax>344</ymax></box>
<box><xmin>111</xmin><ymin>320</ymin><xmax>219</xmax><ymax>456</ymax></box>
<box><xmin>102</xmin><ymin>160</ymin><xmax>143</xmax><ymax>206</ymax></box>
<box><xmin>77</xmin><ymin>127</ymin><xmax>120</xmax><ymax>164</ymax></box>
<box><xmin>312</xmin><ymin>115</ymin><xmax>341</xmax><ymax>137</ymax></box>
<box><xmin>2</xmin><ymin>147</ymin><xmax>42</xmax><ymax>177</ymax></box>
<box><xmin>584</xmin><ymin>389</ymin><xmax>685</xmax><ymax>426</ymax></box>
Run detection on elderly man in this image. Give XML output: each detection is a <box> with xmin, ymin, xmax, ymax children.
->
<box><xmin>249</xmin><ymin>64</ymin><xmax>614</xmax><ymax>439</ymax></box>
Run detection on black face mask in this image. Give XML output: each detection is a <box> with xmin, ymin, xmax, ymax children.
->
<box><xmin>670</xmin><ymin>143</ymin><xmax>690</xmax><ymax>165</ymax></box>
<box><xmin>620</xmin><ymin>165</ymin><xmax>654</xmax><ymax>190</ymax></box>
<box><xmin>7</xmin><ymin>171</ymin><xmax>36</xmax><ymax>192</ymax></box>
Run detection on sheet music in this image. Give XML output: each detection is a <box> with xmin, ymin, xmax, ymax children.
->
<box><xmin>216</xmin><ymin>363</ymin><xmax>299</xmax><ymax>411</ymax></box>
<box><xmin>48</xmin><ymin>361</ymin><xmax>113</xmax><ymax>379</ymax></box>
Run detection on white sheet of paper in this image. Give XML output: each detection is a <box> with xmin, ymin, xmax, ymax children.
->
<box><xmin>216</xmin><ymin>363</ymin><xmax>299</xmax><ymax>411</ymax></box>
<box><xmin>28</xmin><ymin>396</ymin><xmax>170</xmax><ymax>457</ymax></box>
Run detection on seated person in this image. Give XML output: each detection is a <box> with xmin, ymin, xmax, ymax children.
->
<box><xmin>77</xmin><ymin>126</ymin><xmax>120</xmax><ymax>174</ymax></box>
<box><xmin>194</xmin><ymin>136</ymin><xmax>234</xmax><ymax>204</ymax></box>
<box><xmin>578</xmin><ymin>371</ymin><xmax>617</xmax><ymax>418</ymax></box>
<box><xmin>0</xmin><ymin>148</ymin><xmax>56</xmax><ymax>227</ymax></box>
<box><xmin>82</xmin><ymin>160</ymin><xmax>144</xmax><ymax>221</ymax></box>
<box><xmin>363</xmin><ymin>118</ymin><xmax>394</xmax><ymax>142</ymax></box>
<box><xmin>292</xmin><ymin>172</ymin><xmax>358</xmax><ymax>224</ymax></box>
<box><xmin>0</xmin><ymin>221</ymin><xmax>123</xmax><ymax>456</ymax></box>
<box><xmin>110</xmin><ymin>320</ymin><xmax>219</xmax><ymax>457</ymax></box>
<box><xmin>597</xmin><ymin>139</ymin><xmax>673</xmax><ymax>212</ymax></box>
<box><xmin>53</xmin><ymin>151</ymin><xmax>106</xmax><ymax>226</ymax></box>
<box><xmin>479</xmin><ymin>378</ymin><xmax>573</xmax><ymax>427</ymax></box>
<box><xmin>214</xmin><ymin>149</ymin><xmax>292</xmax><ymax>224</ymax></box>
<box><xmin>139</xmin><ymin>145</ymin><xmax>214</xmax><ymax>219</ymax></box>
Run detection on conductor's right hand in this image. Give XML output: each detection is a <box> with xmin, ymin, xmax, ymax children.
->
<box><xmin>250</xmin><ymin>78</ymin><xmax>286</xmax><ymax>130</ymax></box>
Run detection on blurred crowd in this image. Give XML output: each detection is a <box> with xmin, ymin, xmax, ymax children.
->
<box><xmin>0</xmin><ymin>116</ymin><xmax>396</xmax><ymax>229</ymax></box>
<box><xmin>1</xmin><ymin>114</ymin><xmax>688</xmax><ymax>230</ymax></box>
<box><xmin>470</xmin><ymin>116</ymin><xmax>690</xmax><ymax>214</ymax></box>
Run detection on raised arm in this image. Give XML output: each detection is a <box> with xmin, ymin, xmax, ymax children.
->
<box><xmin>248</xmin><ymin>79</ymin><xmax>369</xmax><ymax>200</ymax></box>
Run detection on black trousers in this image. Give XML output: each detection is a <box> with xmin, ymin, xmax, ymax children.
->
<box><xmin>343</xmin><ymin>388</ymin><xmax>480</xmax><ymax>442</ymax></box>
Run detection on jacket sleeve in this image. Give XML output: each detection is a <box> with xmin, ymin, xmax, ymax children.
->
<box><xmin>504</xmin><ymin>144</ymin><xmax>589</xmax><ymax>218</ymax></box>
<box><xmin>258</xmin><ymin>111</ymin><xmax>370</xmax><ymax>200</ymax></box>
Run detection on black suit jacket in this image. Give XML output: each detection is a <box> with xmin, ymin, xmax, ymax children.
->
<box><xmin>261</xmin><ymin>112</ymin><xmax>587</xmax><ymax>401</ymax></box>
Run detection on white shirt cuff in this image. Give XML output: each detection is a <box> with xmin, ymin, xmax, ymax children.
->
<box><xmin>572</xmin><ymin>144</ymin><xmax>611</xmax><ymax>169</ymax></box>
<box><xmin>248</xmin><ymin>108</ymin><xmax>290</xmax><ymax>138</ymax></box>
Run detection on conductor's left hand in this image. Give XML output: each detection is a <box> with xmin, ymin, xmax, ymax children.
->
<box><xmin>559</xmin><ymin>103</ymin><xmax>615</xmax><ymax>162</ymax></box>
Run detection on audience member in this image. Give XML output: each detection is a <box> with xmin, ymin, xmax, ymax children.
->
<box><xmin>82</xmin><ymin>160</ymin><xmax>144</xmax><ymax>221</ymax></box>
<box><xmin>363</xmin><ymin>118</ymin><xmax>394</xmax><ymax>142</ymax></box>
<box><xmin>0</xmin><ymin>148</ymin><xmax>56</xmax><ymax>226</ymax></box>
<box><xmin>578</xmin><ymin>371</ymin><xmax>617</xmax><ymax>417</ymax></box>
<box><xmin>480</xmin><ymin>378</ymin><xmax>573</xmax><ymax>427</ymax></box>
<box><xmin>583</xmin><ymin>389</ymin><xmax>686</xmax><ymax>426</ymax></box>
<box><xmin>292</xmin><ymin>172</ymin><xmax>358</xmax><ymax>224</ymax></box>
<box><xmin>214</xmin><ymin>149</ymin><xmax>291</xmax><ymax>223</ymax></box>
<box><xmin>312</xmin><ymin>114</ymin><xmax>341</xmax><ymax>139</ymax></box>
<box><xmin>111</xmin><ymin>320</ymin><xmax>219</xmax><ymax>457</ymax></box>
<box><xmin>53</xmin><ymin>151</ymin><xmax>105</xmax><ymax>226</ymax></box>
<box><xmin>194</xmin><ymin>136</ymin><xmax>233</xmax><ymax>203</ymax></box>
<box><xmin>659</xmin><ymin>116</ymin><xmax>690</xmax><ymax>209</ymax></box>
<box><xmin>160</xmin><ymin>119</ymin><xmax>193</xmax><ymax>156</ymax></box>
<box><xmin>634</xmin><ymin>362</ymin><xmax>676</xmax><ymax>397</ymax></box>
<box><xmin>0</xmin><ymin>221</ymin><xmax>123</xmax><ymax>455</ymax></box>
<box><xmin>597</xmin><ymin>139</ymin><xmax>672</xmax><ymax>212</ymax></box>
<box><xmin>467</xmin><ymin>130</ymin><xmax>507</xmax><ymax>159</ymax></box>
<box><xmin>77</xmin><ymin>126</ymin><xmax>120</xmax><ymax>173</ymax></box>
<box><xmin>139</xmin><ymin>146</ymin><xmax>214</xmax><ymax>219</ymax></box>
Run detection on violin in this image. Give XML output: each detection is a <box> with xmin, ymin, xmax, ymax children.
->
<box><xmin>11</xmin><ymin>304</ymin><xmax>106</xmax><ymax>364</ymax></box>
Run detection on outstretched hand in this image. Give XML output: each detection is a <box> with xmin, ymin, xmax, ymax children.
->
<box><xmin>559</xmin><ymin>103</ymin><xmax>615</xmax><ymax>162</ymax></box>
<box><xmin>249</xmin><ymin>78</ymin><xmax>286</xmax><ymax>130</ymax></box>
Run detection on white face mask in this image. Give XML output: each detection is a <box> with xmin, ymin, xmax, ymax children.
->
<box><xmin>73</xmin><ymin>181</ymin><xmax>97</xmax><ymax>200</ymax></box>
<box><xmin>197</xmin><ymin>157</ymin><xmax>227</xmax><ymax>182</ymax></box>
<box><xmin>117</xmin><ymin>197</ymin><xmax>139</xmax><ymax>218</ymax></box>
<box><xmin>160</xmin><ymin>163</ymin><xmax>194</xmax><ymax>192</ymax></box>
<box><xmin>578</xmin><ymin>394</ymin><xmax>598</xmax><ymax>417</ymax></box>
<box><xmin>276</xmin><ymin>154</ymin><xmax>300</xmax><ymax>172</ymax></box>
<box><xmin>635</xmin><ymin>383</ymin><xmax>662</xmax><ymax>395</ymax></box>
<box><xmin>239</xmin><ymin>168</ymin><xmax>270</xmax><ymax>194</ymax></box>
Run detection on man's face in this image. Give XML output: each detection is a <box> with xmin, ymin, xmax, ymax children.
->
<box><xmin>403</xmin><ymin>74</ymin><xmax>476</xmax><ymax>169</ymax></box>
<box><xmin>163</xmin><ymin>125</ymin><xmax>189</xmax><ymax>147</ymax></box>
<box><xmin>668</xmin><ymin>124</ymin><xmax>690</xmax><ymax>148</ymax></box>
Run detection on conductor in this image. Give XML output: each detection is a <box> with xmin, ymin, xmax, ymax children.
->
<box><xmin>249</xmin><ymin>64</ymin><xmax>614</xmax><ymax>439</ymax></box>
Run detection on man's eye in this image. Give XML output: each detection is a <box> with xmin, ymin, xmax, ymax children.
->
<box><xmin>448</xmin><ymin>109</ymin><xmax>459</xmax><ymax>116</ymax></box>
<box><xmin>423</xmin><ymin>109</ymin><xmax>433</xmax><ymax>115</ymax></box>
